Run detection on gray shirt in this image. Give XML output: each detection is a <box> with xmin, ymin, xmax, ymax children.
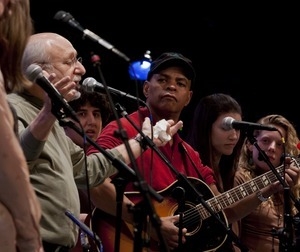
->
<box><xmin>8</xmin><ymin>92</ymin><xmax>121</xmax><ymax>247</ymax></box>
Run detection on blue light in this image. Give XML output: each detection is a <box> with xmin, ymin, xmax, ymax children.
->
<box><xmin>128</xmin><ymin>50</ymin><xmax>152</xmax><ymax>81</ymax></box>
<box><xmin>128</xmin><ymin>60</ymin><xmax>151</xmax><ymax>81</ymax></box>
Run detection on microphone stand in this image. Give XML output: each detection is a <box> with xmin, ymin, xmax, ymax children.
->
<box><xmin>65</xmin><ymin>210</ymin><xmax>102</xmax><ymax>252</ymax></box>
<box><xmin>171</xmin><ymin>186</ymin><xmax>186</xmax><ymax>249</ymax></box>
<box><xmin>90</xmin><ymin>57</ymin><xmax>169</xmax><ymax>252</ymax></box>
<box><xmin>115</xmin><ymin>103</ymin><xmax>249</xmax><ymax>252</ymax></box>
<box><xmin>246</xmin><ymin>130</ymin><xmax>300</xmax><ymax>252</ymax></box>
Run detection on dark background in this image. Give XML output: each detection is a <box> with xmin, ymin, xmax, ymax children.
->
<box><xmin>29</xmin><ymin>1</ymin><xmax>299</xmax><ymax>136</ymax></box>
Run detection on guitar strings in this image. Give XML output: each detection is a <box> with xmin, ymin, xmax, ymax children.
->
<box><xmin>174</xmin><ymin>161</ymin><xmax>291</xmax><ymax>229</ymax></box>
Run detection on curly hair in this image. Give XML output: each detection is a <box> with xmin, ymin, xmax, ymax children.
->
<box><xmin>239</xmin><ymin>114</ymin><xmax>300</xmax><ymax>171</ymax></box>
<box><xmin>238</xmin><ymin>114</ymin><xmax>300</xmax><ymax>205</ymax></box>
<box><xmin>68</xmin><ymin>86</ymin><xmax>112</xmax><ymax>126</ymax></box>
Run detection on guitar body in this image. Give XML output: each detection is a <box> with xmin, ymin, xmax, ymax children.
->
<box><xmin>91</xmin><ymin>177</ymin><xmax>228</xmax><ymax>252</ymax></box>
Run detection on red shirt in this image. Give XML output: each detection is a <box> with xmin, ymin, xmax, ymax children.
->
<box><xmin>87</xmin><ymin>107</ymin><xmax>216</xmax><ymax>192</ymax></box>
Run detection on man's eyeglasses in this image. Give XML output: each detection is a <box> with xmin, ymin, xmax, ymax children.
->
<box><xmin>63</xmin><ymin>57</ymin><xmax>83</xmax><ymax>67</ymax></box>
<box><xmin>37</xmin><ymin>56</ymin><xmax>83</xmax><ymax>68</ymax></box>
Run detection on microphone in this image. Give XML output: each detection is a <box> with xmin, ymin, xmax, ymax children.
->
<box><xmin>53</xmin><ymin>10</ymin><xmax>130</xmax><ymax>62</ymax></box>
<box><xmin>82</xmin><ymin>77</ymin><xmax>145</xmax><ymax>104</ymax></box>
<box><xmin>25</xmin><ymin>64</ymin><xmax>80</xmax><ymax>123</ymax></box>
<box><xmin>222</xmin><ymin>116</ymin><xmax>278</xmax><ymax>131</ymax></box>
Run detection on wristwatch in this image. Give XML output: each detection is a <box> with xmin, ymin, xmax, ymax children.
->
<box><xmin>134</xmin><ymin>134</ymin><xmax>148</xmax><ymax>150</ymax></box>
<box><xmin>256</xmin><ymin>191</ymin><xmax>270</xmax><ymax>202</ymax></box>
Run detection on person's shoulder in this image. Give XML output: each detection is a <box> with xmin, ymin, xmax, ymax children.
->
<box><xmin>180</xmin><ymin>140</ymin><xmax>198</xmax><ymax>154</ymax></box>
<box><xmin>235</xmin><ymin>166</ymin><xmax>248</xmax><ymax>175</ymax></box>
<box><xmin>7</xmin><ymin>92</ymin><xmax>19</xmax><ymax>98</ymax></box>
<box><xmin>103</xmin><ymin>109</ymin><xmax>143</xmax><ymax>131</ymax></box>
<box><xmin>234</xmin><ymin>167</ymin><xmax>250</xmax><ymax>183</ymax></box>
<box><xmin>7</xmin><ymin>93</ymin><xmax>23</xmax><ymax>104</ymax></box>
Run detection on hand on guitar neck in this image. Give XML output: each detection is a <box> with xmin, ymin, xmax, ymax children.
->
<box><xmin>259</xmin><ymin>156</ymin><xmax>300</xmax><ymax>199</ymax></box>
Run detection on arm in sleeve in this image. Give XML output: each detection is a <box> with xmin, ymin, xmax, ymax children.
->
<box><xmin>19</xmin><ymin>126</ymin><xmax>46</xmax><ymax>161</ymax></box>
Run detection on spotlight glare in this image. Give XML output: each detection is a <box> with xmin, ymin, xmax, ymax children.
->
<box><xmin>128</xmin><ymin>50</ymin><xmax>152</xmax><ymax>81</ymax></box>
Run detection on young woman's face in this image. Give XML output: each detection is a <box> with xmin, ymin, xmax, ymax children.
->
<box><xmin>64</xmin><ymin>102</ymin><xmax>103</xmax><ymax>148</ymax></box>
<box><xmin>75</xmin><ymin>102</ymin><xmax>103</xmax><ymax>141</ymax></box>
<box><xmin>211</xmin><ymin>112</ymin><xmax>242</xmax><ymax>157</ymax></box>
<box><xmin>250</xmin><ymin>126</ymin><xmax>286</xmax><ymax>173</ymax></box>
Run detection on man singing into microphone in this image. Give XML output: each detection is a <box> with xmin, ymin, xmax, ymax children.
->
<box><xmin>7</xmin><ymin>32</ymin><xmax>183</xmax><ymax>252</ymax></box>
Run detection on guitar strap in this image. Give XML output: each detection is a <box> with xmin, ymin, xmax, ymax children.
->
<box><xmin>179</xmin><ymin>142</ymin><xmax>204</xmax><ymax>181</ymax></box>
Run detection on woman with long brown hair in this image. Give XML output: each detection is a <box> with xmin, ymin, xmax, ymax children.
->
<box><xmin>0</xmin><ymin>0</ymin><xmax>43</xmax><ymax>251</ymax></box>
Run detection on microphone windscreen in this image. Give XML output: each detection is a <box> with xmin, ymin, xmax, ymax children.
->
<box><xmin>53</xmin><ymin>11</ymin><xmax>71</xmax><ymax>22</ymax></box>
<box><xmin>53</xmin><ymin>10</ymin><xmax>84</xmax><ymax>32</ymax></box>
<box><xmin>82</xmin><ymin>77</ymin><xmax>96</xmax><ymax>92</ymax></box>
<box><xmin>25</xmin><ymin>64</ymin><xmax>42</xmax><ymax>82</ymax></box>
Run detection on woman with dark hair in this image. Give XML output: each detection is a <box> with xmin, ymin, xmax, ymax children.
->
<box><xmin>185</xmin><ymin>93</ymin><xmax>244</xmax><ymax>251</ymax></box>
<box><xmin>186</xmin><ymin>93</ymin><xmax>243</xmax><ymax>192</ymax></box>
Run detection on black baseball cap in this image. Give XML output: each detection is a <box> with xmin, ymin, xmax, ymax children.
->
<box><xmin>147</xmin><ymin>52</ymin><xmax>196</xmax><ymax>81</ymax></box>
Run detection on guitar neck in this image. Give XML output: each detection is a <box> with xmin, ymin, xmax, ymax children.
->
<box><xmin>199</xmin><ymin>162</ymin><xmax>287</xmax><ymax>220</ymax></box>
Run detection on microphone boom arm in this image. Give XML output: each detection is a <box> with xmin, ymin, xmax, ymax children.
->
<box><xmin>54</xmin><ymin>10</ymin><xmax>130</xmax><ymax>62</ymax></box>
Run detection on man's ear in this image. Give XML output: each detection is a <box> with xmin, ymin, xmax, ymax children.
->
<box><xmin>143</xmin><ymin>81</ymin><xmax>150</xmax><ymax>98</ymax></box>
<box><xmin>184</xmin><ymin>90</ymin><xmax>193</xmax><ymax>106</ymax></box>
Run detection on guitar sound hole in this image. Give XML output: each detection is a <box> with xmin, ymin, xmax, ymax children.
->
<box><xmin>174</xmin><ymin>202</ymin><xmax>201</xmax><ymax>236</ymax></box>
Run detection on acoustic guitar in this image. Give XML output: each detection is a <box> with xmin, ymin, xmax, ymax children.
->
<box><xmin>77</xmin><ymin>159</ymin><xmax>298</xmax><ymax>252</ymax></box>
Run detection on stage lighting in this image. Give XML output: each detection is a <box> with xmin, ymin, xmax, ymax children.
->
<box><xmin>128</xmin><ymin>50</ymin><xmax>152</xmax><ymax>81</ymax></box>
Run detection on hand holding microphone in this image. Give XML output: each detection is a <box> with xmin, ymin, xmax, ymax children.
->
<box><xmin>25</xmin><ymin>64</ymin><xmax>80</xmax><ymax>123</ymax></box>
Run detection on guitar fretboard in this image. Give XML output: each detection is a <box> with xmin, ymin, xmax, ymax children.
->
<box><xmin>198</xmin><ymin>160</ymin><xmax>297</xmax><ymax>220</ymax></box>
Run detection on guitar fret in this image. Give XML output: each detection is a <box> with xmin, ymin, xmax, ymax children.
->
<box><xmin>249</xmin><ymin>180</ymin><xmax>258</xmax><ymax>192</ymax></box>
<box><xmin>225</xmin><ymin>192</ymin><xmax>234</xmax><ymax>205</ymax></box>
<box><xmin>200</xmin><ymin>206</ymin><xmax>210</xmax><ymax>219</ymax></box>
<box><xmin>218</xmin><ymin>193</ymin><xmax>231</xmax><ymax>208</ymax></box>
<box><xmin>229</xmin><ymin>188</ymin><xmax>240</xmax><ymax>202</ymax></box>
<box><xmin>210</xmin><ymin>198</ymin><xmax>222</xmax><ymax>212</ymax></box>
<box><xmin>238</xmin><ymin>185</ymin><xmax>248</xmax><ymax>198</ymax></box>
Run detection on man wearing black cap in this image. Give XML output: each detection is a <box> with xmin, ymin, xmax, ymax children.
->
<box><xmin>86</xmin><ymin>52</ymin><xmax>207</xmax><ymax>251</ymax></box>
<box><xmin>146</xmin><ymin>52</ymin><xmax>196</xmax><ymax>82</ymax></box>
<box><xmin>86</xmin><ymin>52</ymin><xmax>256</xmax><ymax>251</ymax></box>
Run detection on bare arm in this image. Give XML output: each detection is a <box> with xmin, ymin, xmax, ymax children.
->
<box><xmin>0</xmin><ymin>82</ymin><xmax>42</xmax><ymax>252</ymax></box>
